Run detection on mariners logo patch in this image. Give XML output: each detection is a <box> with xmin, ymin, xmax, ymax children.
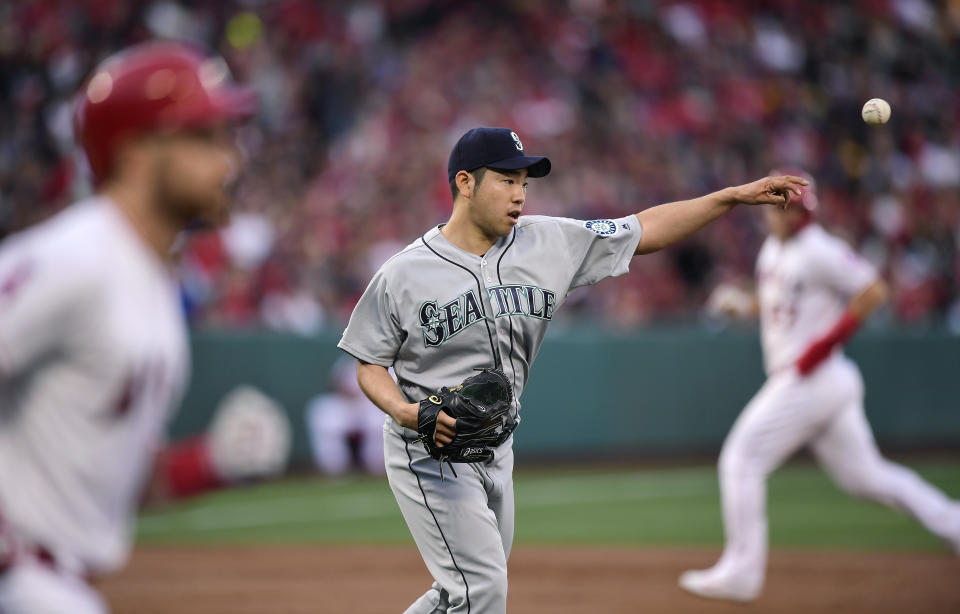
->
<box><xmin>584</xmin><ymin>219</ymin><xmax>617</xmax><ymax>236</ymax></box>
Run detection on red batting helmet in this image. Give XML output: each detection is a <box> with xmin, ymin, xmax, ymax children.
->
<box><xmin>769</xmin><ymin>167</ymin><xmax>818</xmax><ymax>212</ymax></box>
<box><xmin>75</xmin><ymin>41</ymin><xmax>257</xmax><ymax>186</ymax></box>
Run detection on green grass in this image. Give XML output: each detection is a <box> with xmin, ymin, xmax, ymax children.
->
<box><xmin>136</xmin><ymin>458</ymin><xmax>960</xmax><ymax>551</ymax></box>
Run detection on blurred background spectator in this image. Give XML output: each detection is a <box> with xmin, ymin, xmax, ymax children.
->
<box><xmin>2</xmin><ymin>0</ymin><xmax>958</xmax><ymax>331</ymax></box>
<box><xmin>305</xmin><ymin>357</ymin><xmax>385</xmax><ymax>476</ymax></box>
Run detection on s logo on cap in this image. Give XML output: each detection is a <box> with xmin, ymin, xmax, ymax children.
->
<box><xmin>510</xmin><ymin>131</ymin><xmax>523</xmax><ymax>151</ymax></box>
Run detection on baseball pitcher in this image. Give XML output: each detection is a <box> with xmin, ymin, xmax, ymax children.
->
<box><xmin>0</xmin><ymin>42</ymin><xmax>286</xmax><ymax>613</ymax></box>
<box><xmin>680</xmin><ymin>170</ymin><xmax>960</xmax><ymax>602</ymax></box>
<box><xmin>338</xmin><ymin>127</ymin><xmax>808</xmax><ymax>613</ymax></box>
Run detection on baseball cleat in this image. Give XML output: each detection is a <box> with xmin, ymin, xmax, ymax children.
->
<box><xmin>679</xmin><ymin>568</ymin><xmax>762</xmax><ymax>603</ymax></box>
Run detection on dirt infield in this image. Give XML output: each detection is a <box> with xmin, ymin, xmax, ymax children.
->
<box><xmin>99</xmin><ymin>545</ymin><xmax>960</xmax><ymax>613</ymax></box>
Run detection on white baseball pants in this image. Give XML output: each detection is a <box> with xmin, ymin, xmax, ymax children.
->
<box><xmin>715</xmin><ymin>354</ymin><xmax>959</xmax><ymax>586</ymax></box>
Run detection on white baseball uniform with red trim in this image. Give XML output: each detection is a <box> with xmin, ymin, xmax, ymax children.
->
<box><xmin>0</xmin><ymin>198</ymin><xmax>188</xmax><ymax>612</ymax></box>
<box><xmin>757</xmin><ymin>224</ymin><xmax>876</xmax><ymax>375</ymax></box>
<box><xmin>702</xmin><ymin>224</ymin><xmax>960</xmax><ymax>595</ymax></box>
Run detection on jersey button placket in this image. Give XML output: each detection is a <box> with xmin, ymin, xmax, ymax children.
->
<box><xmin>479</xmin><ymin>258</ymin><xmax>502</xmax><ymax>334</ymax></box>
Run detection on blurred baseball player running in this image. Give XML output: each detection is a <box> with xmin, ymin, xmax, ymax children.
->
<box><xmin>680</xmin><ymin>171</ymin><xmax>960</xmax><ymax>602</ymax></box>
<box><xmin>338</xmin><ymin>126</ymin><xmax>808</xmax><ymax>613</ymax></box>
<box><xmin>0</xmin><ymin>42</ymin><xmax>262</xmax><ymax>613</ymax></box>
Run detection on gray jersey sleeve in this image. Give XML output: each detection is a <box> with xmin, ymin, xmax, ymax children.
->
<box><xmin>338</xmin><ymin>266</ymin><xmax>404</xmax><ymax>367</ymax></box>
<box><xmin>554</xmin><ymin>215</ymin><xmax>642</xmax><ymax>289</ymax></box>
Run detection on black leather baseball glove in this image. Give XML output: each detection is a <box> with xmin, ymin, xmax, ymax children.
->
<box><xmin>417</xmin><ymin>368</ymin><xmax>516</xmax><ymax>468</ymax></box>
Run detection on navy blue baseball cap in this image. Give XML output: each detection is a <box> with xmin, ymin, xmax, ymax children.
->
<box><xmin>447</xmin><ymin>127</ymin><xmax>551</xmax><ymax>183</ymax></box>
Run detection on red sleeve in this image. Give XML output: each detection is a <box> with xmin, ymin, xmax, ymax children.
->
<box><xmin>795</xmin><ymin>311</ymin><xmax>861</xmax><ymax>375</ymax></box>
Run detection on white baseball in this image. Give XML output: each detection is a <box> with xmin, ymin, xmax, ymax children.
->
<box><xmin>861</xmin><ymin>98</ymin><xmax>891</xmax><ymax>125</ymax></box>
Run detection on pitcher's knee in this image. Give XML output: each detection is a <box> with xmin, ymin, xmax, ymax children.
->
<box><xmin>480</xmin><ymin>569</ymin><xmax>509</xmax><ymax>610</ymax></box>
<box><xmin>461</xmin><ymin>566</ymin><xmax>507</xmax><ymax>612</ymax></box>
<box><xmin>438</xmin><ymin>567</ymin><xmax>507</xmax><ymax>613</ymax></box>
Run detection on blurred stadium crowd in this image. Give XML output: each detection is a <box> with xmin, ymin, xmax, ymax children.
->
<box><xmin>2</xmin><ymin>0</ymin><xmax>958</xmax><ymax>332</ymax></box>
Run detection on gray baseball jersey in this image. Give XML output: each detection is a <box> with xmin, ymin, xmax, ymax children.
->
<box><xmin>338</xmin><ymin>214</ymin><xmax>640</xmax><ymax>613</ymax></box>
